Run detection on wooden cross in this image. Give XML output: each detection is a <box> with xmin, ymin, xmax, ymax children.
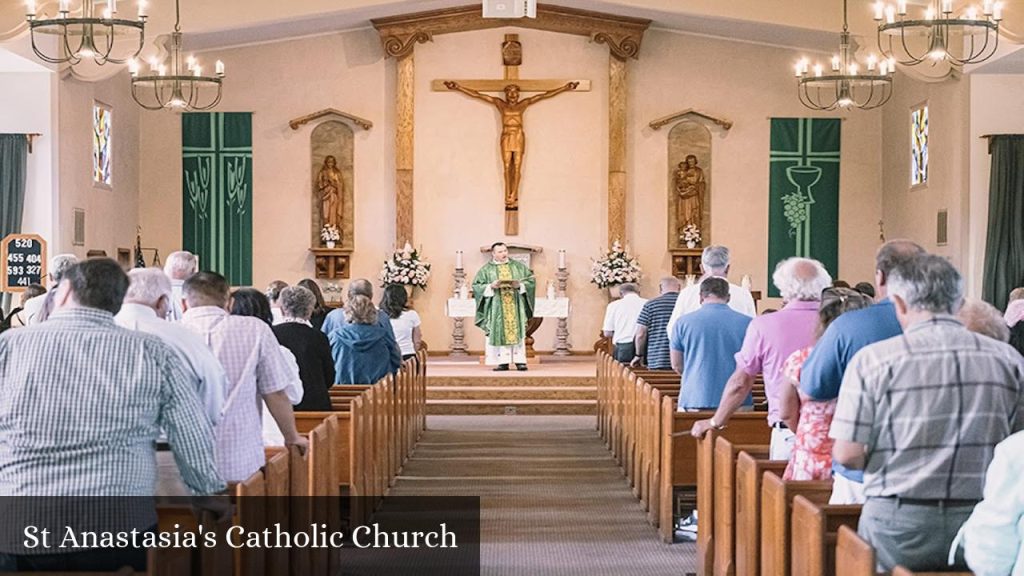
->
<box><xmin>433</xmin><ymin>34</ymin><xmax>590</xmax><ymax>235</ymax></box>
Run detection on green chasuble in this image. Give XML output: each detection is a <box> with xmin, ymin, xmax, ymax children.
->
<box><xmin>472</xmin><ymin>259</ymin><xmax>536</xmax><ymax>347</ymax></box>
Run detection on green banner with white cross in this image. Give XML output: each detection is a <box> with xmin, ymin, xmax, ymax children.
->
<box><xmin>182</xmin><ymin>112</ymin><xmax>253</xmax><ymax>286</ymax></box>
<box><xmin>767</xmin><ymin>118</ymin><xmax>841</xmax><ymax>297</ymax></box>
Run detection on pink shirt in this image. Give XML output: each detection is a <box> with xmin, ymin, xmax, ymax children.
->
<box><xmin>733</xmin><ymin>299</ymin><xmax>819</xmax><ymax>425</ymax></box>
<box><xmin>181</xmin><ymin>307</ymin><xmax>291</xmax><ymax>482</ymax></box>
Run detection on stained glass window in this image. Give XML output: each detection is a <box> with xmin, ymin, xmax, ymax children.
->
<box><xmin>93</xmin><ymin>103</ymin><xmax>112</xmax><ymax>187</ymax></box>
<box><xmin>911</xmin><ymin>105</ymin><xmax>928</xmax><ymax>187</ymax></box>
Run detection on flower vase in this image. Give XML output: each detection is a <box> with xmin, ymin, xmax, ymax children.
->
<box><xmin>686</xmin><ymin>241</ymin><xmax>696</xmax><ymax>249</ymax></box>
<box><xmin>326</xmin><ymin>241</ymin><xmax>336</xmax><ymax>249</ymax></box>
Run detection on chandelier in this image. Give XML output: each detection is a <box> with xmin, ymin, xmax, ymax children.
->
<box><xmin>874</xmin><ymin>0</ymin><xmax>1002</xmax><ymax>66</ymax></box>
<box><xmin>128</xmin><ymin>0</ymin><xmax>224</xmax><ymax>111</ymax></box>
<box><xmin>794</xmin><ymin>0</ymin><xmax>895</xmax><ymax>110</ymax></box>
<box><xmin>25</xmin><ymin>0</ymin><xmax>147</xmax><ymax>66</ymax></box>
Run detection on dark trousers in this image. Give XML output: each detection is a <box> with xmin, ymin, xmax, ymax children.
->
<box><xmin>613</xmin><ymin>342</ymin><xmax>636</xmax><ymax>363</ymax></box>
<box><xmin>0</xmin><ymin>547</ymin><xmax>147</xmax><ymax>572</ymax></box>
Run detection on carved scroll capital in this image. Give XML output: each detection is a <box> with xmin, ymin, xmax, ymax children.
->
<box><xmin>381</xmin><ymin>32</ymin><xmax>432</xmax><ymax>59</ymax></box>
<box><xmin>592</xmin><ymin>32</ymin><xmax>642</xmax><ymax>60</ymax></box>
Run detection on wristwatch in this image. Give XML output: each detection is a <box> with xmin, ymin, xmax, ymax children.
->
<box><xmin>709</xmin><ymin>418</ymin><xmax>726</xmax><ymax>431</ymax></box>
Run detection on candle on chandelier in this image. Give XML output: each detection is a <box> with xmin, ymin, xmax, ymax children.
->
<box><xmin>873</xmin><ymin>2</ymin><xmax>884</xmax><ymax>20</ymax></box>
<box><xmin>110</xmin><ymin>0</ymin><xmax>117</xmax><ymax>14</ymax></box>
<box><xmin>966</xmin><ymin>6</ymin><xmax>978</xmax><ymax>20</ymax></box>
<box><xmin>897</xmin><ymin>0</ymin><xmax>907</xmax><ymax>15</ymax></box>
<box><xmin>25</xmin><ymin>0</ymin><xmax>35</xmax><ymax>16</ymax></box>
<box><xmin>925</xmin><ymin>6</ymin><xmax>936</xmax><ymax>19</ymax></box>
<box><xmin>831</xmin><ymin>55</ymin><xmax>841</xmax><ymax>70</ymax></box>
<box><xmin>983</xmin><ymin>0</ymin><xmax>994</xmax><ymax>15</ymax></box>
<box><xmin>993</xmin><ymin>2</ymin><xmax>1003</xmax><ymax>20</ymax></box>
<box><xmin>102</xmin><ymin>5</ymin><xmax>112</xmax><ymax>18</ymax></box>
<box><xmin>814</xmin><ymin>63</ymin><xmax>823</xmax><ymax>77</ymax></box>
<box><xmin>887</xmin><ymin>57</ymin><xmax>896</xmax><ymax>71</ymax></box>
<box><xmin>186</xmin><ymin>55</ymin><xmax>196</xmax><ymax>71</ymax></box>
<box><xmin>215</xmin><ymin>60</ymin><xmax>225</xmax><ymax>76</ymax></box>
<box><xmin>193</xmin><ymin>65</ymin><xmax>202</xmax><ymax>77</ymax></box>
<box><xmin>880</xmin><ymin>59</ymin><xmax>889</xmax><ymax>75</ymax></box>
<box><xmin>886</xmin><ymin>5</ymin><xmax>897</xmax><ymax>23</ymax></box>
<box><xmin>848</xmin><ymin>63</ymin><xmax>859</xmax><ymax>75</ymax></box>
<box><xmin>58</xmin><ymin>0</ymin><xmax>68</xmax><ymax>12</ymax></box>
<box><xmin>941</xmin><ymin>0</ymin><xmax>953</xmax><ymax>13</ymax></box>
<box><xmin>138</xmin><ymin>0</ymin><xmax>147</xmax><ymax>17</ymax></box>
<box><xmin>128</xmin><ymin>59</ymin><xmax>139</xmax><ymax>76</ymax></box>
<box><xmin>867</xmin><ymin>54</ymin><xmax>878</xmax><ymax>71</ymax></box>
<box><xmin>558</xmin><ymin>250</ymin><xmax>566</xmax><ymax>269</ymax></box>
<box><xmin>148</xmin><ymin>57</ymin><xmax>158</xmax><ymax>71</ymax></box>
<box><xmin>158</xmin><ymin>64</ymin><xmax>166</xmax><ymax>76</ymax></box>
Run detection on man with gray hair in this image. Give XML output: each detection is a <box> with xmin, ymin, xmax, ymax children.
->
<box><xmin>633</xmin><ymin>277</ymin><xmax>681</xmax><ymax>370</ymax></box>
<box><xmin>163</xmin><ymin>251</ymin><xmax>198</xmax><ymax>321</ymax></box>
<box><xmin>321</xmin><ymin>279</ymin><xmax>401</xmax><ymax>369</ymax></box>
<box><xmin>831</xmin><ymin>254</ymin><xmax>1024</xmax><ymax>572</ymax></box>
<box><xmin>602</xmin><ymin>283</ymin><xmax>647</xmax><ymax>363</ymax></box>
<box><xmin>666</xmin><ymin>245</ymin><xmax>756</xmax><ymax>337</ymax></box>
<box><xmin>691</xmin><ymin>257</ymin><xmax>832</xmax><ymax>460</ymax></box>
<box><xmin>115</xmin><ymin>268</ymin><xmax>226</xmax><ymax>425</ymax></box>
<box><xmin>23</xmin><ymin>253</ymin><xmax>79</xmax><ymax>325</ymax></box>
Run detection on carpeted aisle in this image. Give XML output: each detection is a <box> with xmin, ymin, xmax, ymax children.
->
<box><xmin>389</xmin><ymin>415</ymin><xmax>696</xmax><ymax>576</ymax></box>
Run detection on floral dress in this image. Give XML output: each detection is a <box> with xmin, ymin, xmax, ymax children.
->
<box><xmin>782</xmin><ymin>347</ymin><xmax>837</xmax><ymax>481</ymax></box>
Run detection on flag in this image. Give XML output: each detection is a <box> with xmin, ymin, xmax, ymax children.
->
<box><xmin>182</xmin><ymin>112</ymin><xmax>253</xmax><ymax>286</ymax></box>
<box><xmin>767</xmin><ymin>118</ymin><xmax>841</xmax><ymax>297</ymax></box>
<box><xmin>134</xmin><ymin>230</ymin><xmax>146</xmax><ymax>268</ymax></box>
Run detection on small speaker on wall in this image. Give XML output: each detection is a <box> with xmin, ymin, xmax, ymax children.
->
<box><xmin>937</xmin><ymin>209</ymin><xmax>948</xmax><ymax>246</ymax></box>
<box><xmin>482</xmin><ymin>0</ymin><xmax>536</xmax><ymax>18</ymax></box>
<box><xmin>73</xmin><ymin>208</ymin><xmax>85</xmax><ymax>246</ymax></box>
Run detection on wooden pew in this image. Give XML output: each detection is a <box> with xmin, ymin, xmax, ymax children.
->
<box><xmin>835</xmin><ymin>526</ymin><xmax>874</xmax><ymax>576</ymax></box>
<box><xmin>710</xmin><ymin>440</ymin><xmax>771</xmax><ymax>576</ymax></box>
<box><xmin>263</xmin><ymin>448</ymin><xmax>289</xmax><ymax>576</ymax></box>
<box><xmin>790</xmin><ymin>496</ymin><xmax>862</xmax><ymax>576</ymax></box>
<box><xmin>760</xmin><ymin>474</ymin><xmax>833</xmax><ymax>576</ymax></box>
<box><xmin>656</xmin><ymin>397</ymin><xmax>771</xmax><ymax>542</ymax></box>
<box><xmin>892</xmin><ymin>569</ymin><xmax>973</xmax><ymax>576</ymax></box>
<box><xmin>734</xmin><ymin>453</ymin><xmax>787</xmax><ymax>576</ymax></box>
<box><xmin>235</xmin><ymin>469</ymin><xmax>266</xmax><ymax>576</ymax></box>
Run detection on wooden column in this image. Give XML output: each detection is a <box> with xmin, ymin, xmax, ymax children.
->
<box><xmin>395</xmin><ymin>53</ymin><xmax>415</xmax><ymax>246</ymax></box>
<box><xmin>607</xmin><ymin>55</ymin><xmax>627</xmax><ymax>244</ymax></box>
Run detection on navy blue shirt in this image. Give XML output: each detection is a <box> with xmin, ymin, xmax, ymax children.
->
<box><xmin>670</xmin><ymin>303</ymin><xmax>752</xmax><ymax>410</ymax></box>
<box><xmin>636</xmin><ymin>291</ymin><xmax>678</xmax><ymax>370</ymax></box>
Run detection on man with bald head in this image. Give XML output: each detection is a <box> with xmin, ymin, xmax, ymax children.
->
<box><xmin>633</xmin><ymin>277</ymin><xmax>682</xmax><ymax>370</ymax></box>
<box><xmin>321</xmin><ymin>279</ymin><xmax>401</xmax><ymax>369</ymax></box>
<box><xmin>692</xmin><ymin>256</ymin><xmax>833</xmax><ymax>460</ymax></box>
<box><xmin>799</xmin><ymin>239</ymin><xmax>926</xmax><ymax>503</ymax></box>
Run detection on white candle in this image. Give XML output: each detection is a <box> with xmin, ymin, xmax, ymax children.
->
<box><xmin>103</xmin><ymin>5</ymin><xmax>112</xmax><ymax>18</ymax></box>
<box><xmin>558</xmin><ymin>249</ymin><xmax>566</xmax><ymax>269</ymax></box>
<box><xmin>455</xmin><ymin>250</ymin><xmax>463</xmax><ymax>269</ymax></box>
<box><xmin>831</xmin><ymin>55</ymin><xmax>841</xmax><ymax>71</ymax></box>
<box><xmin>993</xmin><ymin>2</ymin><xmax>1003</xmax><ymax>20</ymax></box>
<box><xmin>193</xmin><ymin>65</ymin><xmax>202</xmax><ymax>77</ymax></box>
<box><xmin>158</xmin><ymin>64</ymin><xmax>166</xmax><ymax>76</ymax></box>
<box><xmin>886</xmin><ymin>5</ymin><xmax>897</xmax><ymax>23</ymax></box>
<box><xmin>814</xmin><ymin>64</ymin><xmax>823</xmax><ymax>77</ymax></box>
<box><xmin>186</xmin><ymin>55</ymin><xmax>196</xmax><ymax>71</ymax></box>
<box><xmin>128</xmin><ymin>59</ymin><xmax>139</xmax><ymax>76</ymax></box>
<box><xmin>966</xmin><ymin>7</ymin><xmax>978</xmax><ymax>20</ymax></box>
<box><xmin>110</xmin><ymin>0</ymin><xmax>116</xmax><ymax>14</ymax></box>
<box><xmin>880</xmin><ymin>59</ymin><xmax>889</xmax><ymax>75</ymax></box>
<box><xmin>215</xmin><ymin>60</ymin><xmax>225</xmax><ymax>76</ymax></box>
<box><xmin>137</xmin><ymin>0</ymin><xmax>146</xmax><ymax>17</ymax></box>
<box><xmin>897</xmin><ymin>0</ymin><xmax>907</xmax><ymax>14</ymax></box>
<box><xmin>887</xmin><ymin>57</ymin><xmax>897</xmax><ymax>71</ymax></box>
<box><xmin>873</xmin><ymin>1</ymin><xmax>884</xmax><ymax>19</ymax></box>
<box><xmin>58</xmin><ymin>0</ymin><xmax>68</xmax><ymax>12</ymax></box>
<box><xmin>848</xmin><ymin>63</ymin><xmax>859</xmax><ymax>75</ymax></box>
<box><xmin>794</xmin><ymin>62</ymin><xmax>804</xmax><ymax>77</ymax></box>
<box><xmin>867</xmin><ymin>54</ymin><xmax>878</xmax><ymax>71</ymax></box>
<box><xmin>26</xmin><ymin>0</ymin><xmax>35</xmax><ymax>15</ymax></box>
<box><xmin>983</xmin><ymin>0</ymin><xmax>994</xmax><ymax>15</ymax></box>
<box><xmin>925</xmin><ymin>6</ymin><xmax>935</xmax><ymax>20</ymax></box>
<box><xmin>941</xmin><ymin>0</ymin><xmax>952</xmax><ymax>13</ymax></box>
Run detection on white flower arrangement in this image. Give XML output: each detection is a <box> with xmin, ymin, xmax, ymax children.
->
<box><xmin>682</xmin><ymin>224</ymin><xmax>701</xmax><ymax>247</ymax></box>
<box><xmin>320</xmin><ymin>224</ymin><xmax>341</xmax><ymax>243</ymax></box>
<box><xmin>590</xmin><ymin>241</ymin><xmax>642</xmax><ymax>289</ymax></box>
<box><xmin>380</xmin><ymin>243</ymin><xmax>432</xmax><ymax>288</ymax></box>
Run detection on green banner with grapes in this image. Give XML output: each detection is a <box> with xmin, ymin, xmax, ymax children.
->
<box><xmin>768</xmin><ymin>118</ymin><xmax>840</xmax><ymax>297</ymax></box>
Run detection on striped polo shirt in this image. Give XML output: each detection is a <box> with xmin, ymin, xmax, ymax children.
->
<box><xmin>636</xmin><ymin>292</ymin><xmax>679</xmax><ymax>370</ymax></box>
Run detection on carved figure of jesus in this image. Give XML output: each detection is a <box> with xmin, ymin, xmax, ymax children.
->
<box><xmin>675</xmin><ymin>154</ymin><xmax>705</xmax><ymax>238</ymax></box>
<box><xmin>318</xmin><ymin>155</ymin><xmax>344</xmax><ymax>232</ymax></box>
<box><xmin>444</xmin><ymin>81</ymin><xmax>578</xmax><ymax>210</ymax></box>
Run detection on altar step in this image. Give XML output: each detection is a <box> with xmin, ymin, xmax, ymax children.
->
<box><xmin>426</xmin><ymin>372</ymin><xmax>597</xmax><ymax>415</ymax></box>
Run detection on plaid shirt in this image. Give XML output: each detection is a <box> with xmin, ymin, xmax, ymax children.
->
<box><xmin>830</xmin><ymin>316</ymin><xmax>1024</xmax><ymax>500</ymax></box>
<box><xmin>181</xmin><ymin>307</ymin><xmax>290</xmax><ymax>482</ymax></box>
<box><xmin>0</xmin><ymin>308</ymin><xmax>224</xmax><ymax>552</ymax></box>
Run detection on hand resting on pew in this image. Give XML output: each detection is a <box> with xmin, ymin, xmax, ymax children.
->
<box><xmin>264</xmin><ymin>390</ymin><xmax>310</xmax><ymax>455</ymax></box>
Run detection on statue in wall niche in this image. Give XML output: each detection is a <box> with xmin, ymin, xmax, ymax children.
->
<box><xmin>675</xmin><ymin>154</ymin><xmax>706</xmax><ymax>242</ymax></box>
<box><xmin>318</xmin><ymin>155</ymin><xmax>344</xmax><ymax>237</ymax></box>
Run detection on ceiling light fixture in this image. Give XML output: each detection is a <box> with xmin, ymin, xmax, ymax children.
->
<box><xmin>874</xmin><ymin>0</ymin><xmax>1003</xmax><ymax>66</ymax></box>
<box><xmin>25</xmin><ymin>0</ymin><xmax>146</xmax><ymax>66</ymax></box>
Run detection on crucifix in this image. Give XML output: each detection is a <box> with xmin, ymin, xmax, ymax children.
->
<box><xmin>433</xmin><ymin>34</ymin><xmax>591</xmax><ymax>235</ymax></box>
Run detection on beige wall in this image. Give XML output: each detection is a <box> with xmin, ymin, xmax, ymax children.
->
<box><xmin>135</xmin><ymin>27</ymin><xmax>887</xmax><ymax>351</ymax></box>
<box><xmin>58</xmin><ymin>70</ymin><xmax>140</xmax><ymax>260</ymax></box>
<box><xmin>880</xmin><ymin>71</ymin><xmax>970</xmax><ymax>278</ymax></box>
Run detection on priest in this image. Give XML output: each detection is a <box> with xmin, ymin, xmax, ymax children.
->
<box><xmin>472</xmin><ymin>242</ymin><xmax>536</xmax><ymax>371</ymax></box>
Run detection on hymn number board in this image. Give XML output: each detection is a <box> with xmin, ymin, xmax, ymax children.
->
<box><xmin>2</xmin><ymin>234</ymin><xmax>47</xmax><ymax>293</ymax></box>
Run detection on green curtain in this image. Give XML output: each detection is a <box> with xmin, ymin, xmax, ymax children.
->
<box><xmin>182</xmin><ymin>113</ymin><xmax>253</xmax><ymax>286</ymax></box>
<box><xmin>0</xmin><ymin>134</ymin><xmax>28</xmax><ymax>240</ymax></box>
<box><xmin>982</xmin><ymin>135</ymin><xmax>1024</xmax><ymax>312</ymax></box>
<box><xmin>767</xmin><ymin>118</ymin><xmax>841</xmax><ymax>297</ymax></box>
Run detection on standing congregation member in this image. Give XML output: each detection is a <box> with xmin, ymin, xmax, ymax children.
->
<box><xmin>115</xmin><ymin>268</ymin><xmax>226</xmax><ymax>425</ymax></box>
<box><xmin>958</xmin><ymin>298</ymin><xmax>1010</xmax><ymax>342</ymax></box>
<box><xmin>959</xmin><ymin>430</ymin><xmax>1024</xmax><ymax>576</ymax></box>
<box><xmin>691</xmin><ymin>257</ymin><xmax>832</xmax><ymax>460</ymax></box>
<box><xmin>0</xmin><ymin>259</ymin><xmax>224</xmax><ymax>572</ymax></box>
<box><xmin>297</xmin><ymin>278</ymin><xmax>329</xmax><ymax>332</ymax></box>
<box><xmin>602</xmin><ymin>283</ymin><xmax>647</xmax><ymax>363</ymax></box>
<box><xmin>1005</xmin><ymin>287</ymin><xmax>1024</xmax><ymax>357</ymax></box>
<box><xmin>472</xmin><ymin>242</ymin><xmax>536</xmax><ymax>371</ymax></box>
<box><xmin>163</xmin><ymin>250</ymin><xmax>198</xmax><ymax>321</ymax></box>
<box><xmin>776</xmin><ymin>288</ymin><xmax>872</xmax><ymax>481</ymax></box>
<box><xmin>332</xmin><ymin>295</ymin><xmax>403</xmax><ymax>384</ymax></box>
<box><xmin>181</xmin><ymin>273</ymin><xmax>307</xmax><ymax>482</ymax></box>
<box><xmin>22</xmin><ymin>253</ymin><xmax>78</xmax><ymax>325</ymax></box>
<box><xmin>799</xmin><ymin>239</ymin><xmax>925</xmax><ymax>503</ymax></box>
<box><xmin>4</xmin><ymin>283</ymin><xmax>45</xmax><ymax>328</ymax></box>
<box><xmin>266</xmin><ymin>280</ymin><xmax>288</xmax><ymax>325</ymax></box>
<box><xmin>380</xmin><ymin>283</ymin><xmax>422</xmax><ymax>361</ymax></box>
<box><xmin>670</xmin><ymin>277</ymin><xmax>751</xmax><ymax>411</ymax></box>
<box><xmin>830</xmin><ymin>254</ymin><xmax>1024</xmax><ymax>573</ymax></box>
<box><xmin>273</xmin><ymin>286</ymin><xmax>335</xmax><ymax>412</ymax></box>
<box><xmin>666</xmin><ymin>245</ymin><xmax>755</xmax><ymax>337</ymax></box>
<box><xmin>632</xmin><ymin>277</ymin><xmax>680</xmax><ymax>370</ymax></box>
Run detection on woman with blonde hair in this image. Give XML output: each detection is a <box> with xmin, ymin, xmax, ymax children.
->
<box><xmin>330</xmin><ymin>294</ymin><xmax>402</xmax><ymax>385</ymax></box>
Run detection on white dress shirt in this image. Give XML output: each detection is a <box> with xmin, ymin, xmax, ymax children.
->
<box><xmin>115</xmin><ymin>302</ymin><xmax>226</xmax><ymax>426</ymax></box>
<box><xmin>168</xmin><ymin>279</ymin><xmax>186</xmax><ymax>322</ymax></box>
<box><xmin>262</xmin><ymin>345</ymin><xmax>304</xmax><ymax>447</ymax></box>
<box><xmin>602</xmin><ymin>293</ymin><xmax>648</xmax><ymax>344</ymax></box>
<box><xmin>666</xmin><ymin>278</ymin><xmax>757</xmax><ymax>337</ymax></box>
<box><xmin>960</xmin><ymin>430</ymin><xmax>1024</xmax><ymax>576</ymax></box>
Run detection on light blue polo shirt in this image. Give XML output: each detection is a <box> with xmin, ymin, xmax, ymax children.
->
<box><xmin>670</xmin><ymin>303</ymin><xmax>753</xmax><ymax>410</ymax></box>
